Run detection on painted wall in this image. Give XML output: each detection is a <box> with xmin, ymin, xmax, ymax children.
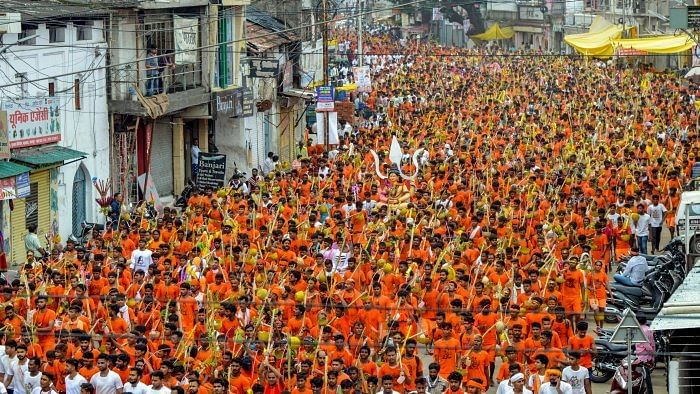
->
<box><xmin>0</xmin><ymin>21</ymin><xmax>110</xmax><ymax>240</ymax></box>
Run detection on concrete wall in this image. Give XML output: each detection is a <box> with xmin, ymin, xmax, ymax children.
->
<box><xmin>0</xmin><ymin>21</ymin><xmax>111</xmax><ymax>238</ymax></box>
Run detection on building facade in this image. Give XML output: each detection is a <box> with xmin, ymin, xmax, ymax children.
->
<box><xmin>0</xmin><ymin>9</ymin><xmax>110</xmax><ymax>266</ymax></box>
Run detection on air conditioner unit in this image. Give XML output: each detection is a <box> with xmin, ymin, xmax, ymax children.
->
<box><xmin>0</xmin><ymin>13</ymin><xmax>21</xmax><ymax>34</ymax></box>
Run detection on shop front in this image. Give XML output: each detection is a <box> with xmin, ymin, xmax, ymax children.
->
<box><xmin>0</xmin><ymin>161</ymin><xmax>33</xmax><ymax>270</ymax></box>
<box><xmin>6</xmin><ymin>146</ymin><xmax>87</xmax><ymax>266</ymax></box>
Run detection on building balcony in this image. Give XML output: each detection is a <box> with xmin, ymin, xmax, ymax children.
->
<box><xmin>108</xmin><ymin>58</ymin><xmax>209</xmax><ymax>116</ymax></box>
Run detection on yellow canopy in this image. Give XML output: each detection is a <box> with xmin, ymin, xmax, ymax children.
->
<box><xmin>611</xmin><ymin>34</ymin><xmax>695</xmax><ymax>54</ymax></box>
<box><xmin>336</xmin><ymin>83</ymin><xmax>357</xmax><ymax>92</ymax></box>
<box><xmin>564</xmin><ymin>23</ymin><xmax>623</xmax><ymax>58</ymax></box>
<box><xmin>471</xmin><ymin>23</ymin><xmax>514</xmax><ymax>41</ymax></box>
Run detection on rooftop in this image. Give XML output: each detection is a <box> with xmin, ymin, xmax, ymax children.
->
<box><xmin>0</xmin><ymin>0</ymin><xmax>125</xmax><ymax>23</ymax></box>
<box><xmin>651</xmin><ymin>259</ymin><xmax>700</xmax><ymax>331</ymax></box>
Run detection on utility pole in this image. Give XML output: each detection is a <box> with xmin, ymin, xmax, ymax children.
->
<box><xmin>322</xmin><ymin>0</ymin><xmax>330</xmax><ymax>151</ymax></box>
<box><xmin>358</xmin><ymin>0</ymin><xmax>364</xmax><ymax>66</ymax></box>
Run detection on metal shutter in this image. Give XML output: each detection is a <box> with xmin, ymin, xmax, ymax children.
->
<box><xmin>279</xmin><ymin>107</ymin><xmax>292</xmax><ymax>164</ymax></box>
<box><xmin>10</xmin><ymin>170</ymin><xmax>50</xmax><ymax>265</ymax></box>
<box><xmin>150</xmin><ymin>121</ymin><xmax>174</xmax><ymax>197</ymax></box>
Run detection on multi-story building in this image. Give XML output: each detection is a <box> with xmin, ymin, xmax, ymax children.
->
<box><xmin>106</xmin><ymin>0</ymin><xmax>249</xmax><ymax>205</ymax></box>
<box><xmin>0</xmin><ymin>1</ymin><xmax>111</xmax><ymax>265</ymax></box>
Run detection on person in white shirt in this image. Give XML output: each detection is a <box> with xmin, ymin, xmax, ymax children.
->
<box><xmin>191</xmin><ymin>139</ymin><xmax>201</xmax><ymax>180</ymax></box>
<box><xmin>631</xmin><ymin>203</ymin><xmax>652</xmax><ymax>254</ymax></box>
<box><xmin>122</xmin><ymin>369</ymin><xmax>148</xmax><ymax>394</ymax></box>
<box><xmin>89</xmin><ymin>354</ymin><xmax>123</xmax><ymax>394</ymax></box>
<box><xmin>65</xmin><ymin>359</ymin><xmax>88</xmax><ymax>394</ymax></box>
<box><xmin>507</xmin><ymin>373</ymin><xmax>533</xmax><ymax>394</ymax></box>
<box><xmin>147</xmin><ymin>371</ymin><xmax>171</xmax><ymax>394</ymax></box>
<box><xmin>130</xmin><ymin>239</ymin><xmax>153</xmax><ymax>274</ymax></box>
<box><xmin>562</xmin><ymin>352</ymin><xmax>591</xmax><ymax>394</ymax></box>
<box><xmin>538</xmin><ymin>370</ymin><xmax>572</xmax><ymax>394</ymax></box>
<box><xmin>647</xmin><ymin>194</ymin><xmax>667</xmax><ymax>254</ymax></box>
<box><xmin>21</xmin><ymin>358</ymin><xmax>42</xmax><ymax>394</ymax></box>
<box><xmin>5</xmin><ymin>346</ymin><xmax>30</xmax><ymax>394</ymax></box>
<box><xmin>0</xmin><ymin>340</ymin><xmax>17</xmax><ymax>384</ymax></box>
<box><xmin>497</xmin><ymin>364</ymin><xmax>529</xmax><ymax>394</ymax></box>
<box><xmin>31</xmin><ymin>373</ymin><xmax>57</xmax><ymax>394</ymax></box>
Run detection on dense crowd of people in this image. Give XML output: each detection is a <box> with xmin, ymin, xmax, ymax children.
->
<box><xmin>1</xmin><ymin>28</ymin><xmax>694</xmax><ymax>394</ymax></box>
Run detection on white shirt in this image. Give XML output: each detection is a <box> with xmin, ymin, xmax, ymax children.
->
<box><xmin>31</xmin><ymin>388</ymin><xmax>57</xmax><ymax>394</ymax></box>
<box><xmin>147</xmin><ymin>385</ymin><xmax>171</xmax><ymax>394</ymax></box>
<box><xmin>123</xmin><ymin>381</ymin><xmax>149</xmax><ymax>394</ymax></box>
<box><xmin>607</xmin><ymin>213</ymin><xmax>621</xmax><ymax>228</ymax></box>
<box><xmin>7</xmin><ymin>359</ymin><xmax>29</xmax><ymax>393</ymax></box>
<box><xmin>647</xmin><ymin>203</ymin><xmax>667</xmax><ymax>228</ymax></box>
<box><xmin>538</xmin><ymin>381</ymin><xmax>573</xmax><ymax>394</ymax></box>
<box><xmin>497</xmin><ymin>380</ymin><xmax>533</xmax><ymax>394</ymax></box>
<box><xmin>632</xmin><ymin>213</ymin><xmax>651</xmax><ymax>237</ymax></box>
<box><xmin>562</xmin><ymin>366</ymin><xmax>589</xmax><ymax>394</ymax></box>
<box><xmin>130</xmin><ymin>248</ymin><xmax>154</xmax><ymax>273</ymax></box>
<box><xmin>90</xmin><ymin>370</ymin><xmax>124</xmax><ymax>394</ymax></box>
<box><xmin>191</xmin><ymin>145</ymin><xmax>201</xmax><ymax>164</ymax></box>
<box><xmin>22</xmin><ymin>372</ymin><xmax>42</xmax><ymax>394</ymax></box>
<box><xmin>0</xmin><ymin>354</ymin><xmax>16</xmax><ymax>378</ymax></box>
<box><xmin>65</xmin><ymin>373</ymin><xmax>88</xmax><ymax>394</ymax></box>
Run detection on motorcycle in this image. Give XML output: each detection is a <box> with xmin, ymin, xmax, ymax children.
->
<box><xmin>591</xmin><ymin>339</ymin><xmax>629</xmax><ymax>383</ymax></box>
<box><xmin>610</xmin><ymin>359</ymin><xmax>647</xmax><ymax>394</ymax></box>
<box><xmin>68</xmin><ymin>221</ymin><xmax>104</xmax><ymax>248</ymax></box>
<box><xmin>175</xmin><ymin>179</ymin><xmax>197</xmax><ymax>208</ymax></box>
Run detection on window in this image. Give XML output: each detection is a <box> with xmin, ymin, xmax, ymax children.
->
<box><xmin>18</xmin><ymin>25</ymin><xmax>37</xmax><ymax>45</ymax></box>
<box><xmin>49</xmin><ymin>26</ymin><xmax>65</xmax><ymax>43</ymax></box>
<box><xmin>143</xmin><ymin>18</ymin><xmax>173</xmax><ymax>57</ymax></box>
<box><xmin>216</xmin><ymin>7</ymin><xmax>235</xmax><ymax>88</ymax></box>
<box><xmin>75</xmin><ymin>21</ymin><xmax>93</xmax><ymax>41</ymax></box>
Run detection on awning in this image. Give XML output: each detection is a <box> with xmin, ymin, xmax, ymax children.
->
<box><xmin>471</xmin><ymin>23</ymin><xmax>515</xmax><ymax>40</ymax></box>
<box><xmin>12</xmin><ymin>145</ymin><xmax>88</xmax><ymax>168</ymax></box>
<box><xmin>336</xmin><ymin>83</ymin><xmax>357</xmax><ymax>92</ymax></box>
<box><xmin>246</xmin><ymin>21</ymin><xmax>295</xmax><ymax>53</ymax></box>
<box><xmin>0</xmin><ymin>161</ymin><xmax>31</xmax><ymax>180</ymax></box>
<box><xmin>611</xmin><ymin>34</ymin><xmax>695</xmax><ymax>54</ymax></box>
<box><xmin>651</xmin><ymin>261</ymin><xmax>700</xmax><ymax>331</ymax></box>
<box><xmin>281</xmin><ymin>88</ymin><xmax>314</xmax><ymax>100</ymax></box>
<box><xmin>564</xmin><ymin>16</ymin><xmax>625</xmax><ymax>58</ymax></box>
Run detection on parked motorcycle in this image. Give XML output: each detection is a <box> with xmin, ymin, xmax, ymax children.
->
<box><xmin>68</xmin><ymin>221</ymin><xmax>104</xmax><ymax>248</ymax></box>
<box><xmin>608</xmin><ymin>240</ymin><xmax>686</xmax><ymax>321</ymax></box>
<box><xmin>175</xmin><ymin>179</ymin><xmax>197</xmax><ymax>208</ymax></box>
<box><xmin>610</xmin><ymin>359</ymin><xmax>647</xmax><ymax>394</ymax></box>
<box><xmin>592</xmin><ymin>339</ymin><xmax>630</xmax><ymax>383</ymax></box>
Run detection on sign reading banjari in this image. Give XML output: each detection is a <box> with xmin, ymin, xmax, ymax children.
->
<box><xmin>197</xmin><ymin>152</ymin><xmax>227</xmax><ymax>188</ymax></box>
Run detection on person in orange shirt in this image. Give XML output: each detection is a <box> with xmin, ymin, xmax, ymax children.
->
<box><xmin>377</xmin><ymin>346</ymin><xmax>411</xmax><ymax>393</ymax></box>
<box><xmin>474</xmin><ymin>299</ymin><xmax>498</xmax><ymax>380</ymax></box>
<box><xmin>465</xmin><ymin>335</ymin><xmax>490</xmax><ymax>390</ymax></box>
<box><xmin>586</xmin><ymin>260</ymin><xmax>610</xmax><ymax>329</ymax></box>
<box><xmin>433</xmin><ymin>323</ymin><xmax>461</xmax><ymax>378</ymax></box>
<box><xmin>32</xmin><ymin>295</ymin><xmax>57</xmax><ymax>351</ymax></box>
<box><xmin>568</xmin><ymin>321</ymin><xmax>596</xmax><ymax>372</ymax></box>
<box><xmin>560</xmin><ymin>261</ymin><xmax>585</xmax><ymax>326</ymax></box>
